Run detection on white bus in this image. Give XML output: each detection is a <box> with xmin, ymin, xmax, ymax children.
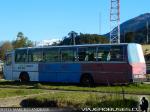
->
<box><xmin>3</xmin><ymin>43</ymin><xmax>146</xmax><ymax>85</ymax></box>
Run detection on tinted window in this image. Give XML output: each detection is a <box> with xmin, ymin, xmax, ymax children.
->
<box><xmin>15</xmin><ymin>49</ymin><xmax>27</xmax><ymax>62</ymax></box>
<box><xmin>97</xmin><ymin>46</ymin><xmax>111</xmax><ymax>61</ymax></box>
<box><xmin>28</xmin><ymin>48</ymin><xmax>43</xmax><ymax>62</ymax></box>
<box><xmin>110</xmin><ymin>46</ymin><xmax>125</xmax><ymax>61</ymax></box>
<box><xmin>43</xmin><ymin>48</ymin><xmax>60</xmax><ymax>62</ymax></box>
<box><xmin>60</xmin><ymin>48</ymin><xmax>77</xmax><ymax>62</ymax></box>
<box><xmin>78</xmin><ymin>47</ymin><xmax>96</xmax><ymax>61</ymax></box>
<box><xmin>97</xmin><ymin>45</ymin><xmax>127</xmax><ymax>62</ymax></box>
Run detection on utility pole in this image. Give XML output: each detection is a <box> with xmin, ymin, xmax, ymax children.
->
<box><xmin>99</xmin><ymin>12</ymin><xmax>101</xmax><ymax>35</ymax></box>
<box><xmin>147</xmin><ymin>21</ymin><xmax>149</xmax><ymax>44</ymax></box>
<box><xmin>68</xmin><ymin>31</ymin><xmax>77</xmax><ymax>45</ymax></box>
<box><xmin>123</xmin><ymin>30</ymin><xmax>126</xmax><ymax>43</ymax></box>
<box><xmin>110</xmin><ymin>0</ymin><xmax>120</xmax><ymax>44</ymax></box>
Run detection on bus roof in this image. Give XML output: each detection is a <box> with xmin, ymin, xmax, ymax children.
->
<box><xmin>15</xmin><ymin>43</ymin><xmax>140</xmax><ymax>50</ymax></box>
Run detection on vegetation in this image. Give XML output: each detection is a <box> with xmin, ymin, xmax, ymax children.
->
<box><xmin>12</xmin><ymin>32</ymin><xmax>33</xmax><ymax>49</ymax></box>
<box><xmin>0</xmin><ymin>32</ymin><xmax>34</xmax><ymax>61</ymax></box>
<box><xmin>0</xmin><ymin>41</ymin><xmax>13</xmax><ymax>60</ymax></box>
<box><xmin>0</xmin><ymin>88</ymin><xmax>44</xmax><ymax>98</ymax></box>
<box><xmin>0</xmin><ymin>81</ymin><xmax>149</xmax><ymax>108</ymax></box>
<box><xmin>20</xmin><ymin>92</ymin><xmax>139</xmax><ymax>109</ymax></box>
<box><xmin>142</xmin><ymin>45</ymin><xmax>150</xmax><ymax>60</ymax></box>
<box><xmin>0</xmin><ymin>31</ymin><xmax>109</xmax><ymax>61</ymax></box>
<box><xmin>0</xmin><ymin>81</ymin><xmax>150</xmax><ymax>95</ymax></box>
<box><xmin>58</xmin><ymin>31</ymin><xmax>109</xmax><ymax>45</ymax></box>
<box><xmin>124</xmin><ymin>32</ymin><xmax>135</xmax><ymax>43</ymax></box>
<box><xmin>33</xmin><ymin>83</ymin><xmax>150</xmax><ymax>95</ymax></box>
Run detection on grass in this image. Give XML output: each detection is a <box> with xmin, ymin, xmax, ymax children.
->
<box><xmin>33</xmin><ymin>82</ymin><xmax>150</xmax><ymax>95</ymax></box>
<box><xmin>0</xmin><ymin>80</ymin><xmax>149</xmax><ymax>108</ymax></box>
<box><xmin>0</xmin><ymin>88</ymin><xmax>44</xmax><ymax>98</ymax></box>
<box><xmin>0</xmin><ymin>80</ymin><xmax>150</xmax><ymax>95</ymax></box>
<box><xmin>20</xmin><ymin>92</ymin><xmax>139</xmax><ymax>109</ymax></box>
<box><xmin>142</xmin><ymin>45</ymin><xmax>150</xmax><ymax>54</ymax></box>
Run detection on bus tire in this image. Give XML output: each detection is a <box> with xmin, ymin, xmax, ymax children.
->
<box><xmin>80</xmin><ymin>74</ymin><xmax>94</xmax><ymax>87</ymax></box>
<box><xmin>19</xmin><ymin>72</ymin><xmax>30</xmax><ymax>82</ymax></box>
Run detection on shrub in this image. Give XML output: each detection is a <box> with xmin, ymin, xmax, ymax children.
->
<box><xmin>34</xmin><ymin>83</ymin><xmax>43</xmax><ymax>89</ymax></box>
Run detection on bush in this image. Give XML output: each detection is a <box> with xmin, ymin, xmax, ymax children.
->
<box><xmin>20</xmin><ymin>93</ymin><xmax>139</xmax><ymax>109</ymax></box>
<box><xmin>34</xmin><ymin>83</ymin><xmax>43</xmax><ymax>89</ymax></box>
<box><xmin>21</xmin><ymin>98</ymin><xmax>57</xmax><ymax>107</ymax></box>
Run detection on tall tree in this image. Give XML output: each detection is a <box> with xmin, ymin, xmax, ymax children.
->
<box><xmin>17</xmin><ymin>32</ymin><xmax>24</xmax><ymax>40</ymax></box>
<box><xmin>0</xmin><ymin>41</ymin><xmax>13</xmax><ymax>60</ymax></box>
<box><xmin>12</xmin><ymin>32</ymin><xmax>33</xmax><ymax>49</ymax></box>
<box><xmin>68</xmin><ymin>31</ymin><xmax>78</xmax><ymax>45</ymax></box>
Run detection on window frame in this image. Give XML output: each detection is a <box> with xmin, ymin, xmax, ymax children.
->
<box><xmin>28</xmin><ymin>48</ymin><xmax>43</xmax><ymax>63</ymax></box>
<box><xmin>15</xmin><ymin>49</ymin><xmax>28</xmax><ymax>63</ymax></box>
<box><xmin>60</xmin><ymin>47</ymin><xmax>77</xmax><ymax>62</ymax></box>
<box><xmin>43</xmin><ymin>48</ymin><xmax>60</xmax><ymax>62</ymax></box>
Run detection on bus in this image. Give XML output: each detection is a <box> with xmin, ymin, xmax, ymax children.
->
<box><xmin>3</xmin><ymin>43</ymin><xmax>146</xmax><ymax>85</ymax></box>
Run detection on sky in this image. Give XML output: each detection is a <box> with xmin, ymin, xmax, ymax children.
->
<box><xmin>0</xmin><ymin>0</ymin><xmax>149</xmax><ymax>42</ymax></box>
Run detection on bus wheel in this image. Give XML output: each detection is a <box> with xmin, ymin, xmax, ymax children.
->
<box><xmin>80</xmin><ymin>74</ymin><xmax>94</xmax><ymax>87</ymax></box>
<box><xmin>19</xmin><ymin>72</ymin><xmax>30</xmax><ymax>82</ymax></box>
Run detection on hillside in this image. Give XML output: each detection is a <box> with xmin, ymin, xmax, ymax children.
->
<box><xmin>105</xmin><ymin>13</ymin><xmax>150</xmax><ymax>43</ymax></box>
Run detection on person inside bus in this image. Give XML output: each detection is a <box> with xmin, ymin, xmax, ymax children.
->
<box><xmin>78</xmin><ymin>52</ymin><xmax>86</xmax><ymax>61</ymax></box>
<box><xmin>88</xmin><ymin>53</ymin><xmax>95</xmax><ymax>61</ymax></box>
<box><xmin>102</xmin><ymin>51</ymin><xmax>110</xmax><ymax>61</ymax></box>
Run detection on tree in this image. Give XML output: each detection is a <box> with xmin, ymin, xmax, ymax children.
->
<box><xmin>68</xmin><ymin>31</ymin><xmax>78</xmax><ymax>45</ymax></box>
<box><xmin>12</xmin><ymin>32</ymin><xmax>33</xmax><ymax>49</ymax></box>
<box><xmin>17</xmin><ymin>32</ymin><xmax>24</xmax><ymax>40</ymax></box>
<box><xmin>125</xmin><ymin>32</ymin><xmax>135</xmax><ymax>43</ymax></box>
<box><xmin>58</xmin><ymin>32</ymin><xmax>109</xmax><ymax>45</ymax></box>
<box><xmin>0</xmin><ymin>41</ymin><xmax>13</xmax><ymax>60</ymax></box>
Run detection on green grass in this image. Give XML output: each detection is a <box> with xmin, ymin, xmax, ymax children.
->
<box><xmin>20</xmin><ymin>92</ymin><xmax>139</xmax><ymax>109</ymax></box>
<box><xmin>0</xmin><ymin>80</ymin><xmax>150</xmax><ymax>95</ymax></box>
<box><xmin>0</xmin><ymin>80</ymin><xmax>149</xmax><ymax>108</ymax></box>
<box><xmin>33</xmin><ymin>82</ymin><xmax>150</xmax><ymax>95</ymax></box>
<box><xmin>0</xmin><ymin>88</ymin><xmax>44</xmax><ymax>98</ymax></box>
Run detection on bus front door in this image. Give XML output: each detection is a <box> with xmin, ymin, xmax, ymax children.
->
<box><xmin>4</xmin><ymin>53</ymin><xmax>13</xmax><ymax>80</ymax></box>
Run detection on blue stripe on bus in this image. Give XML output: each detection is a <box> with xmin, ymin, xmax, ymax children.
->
<box><xmin>38</xmin><ymin>63</ymin><xmax>81</xmax><ymax>83</ymax></box>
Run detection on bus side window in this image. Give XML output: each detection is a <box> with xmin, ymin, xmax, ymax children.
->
<box><xmin>28</xmin><ymin>49</ymin><xmax>43</xmax><ymax>62</ymax></box>
<box><xmin>78</xmin><ymin>51</ymin><xmax>86</xmax><ymax>61</ymax></box>
<box><xmin>88</xmin><ymin>53</ymin><xmax>95</xmax><ymax>61</ymax></box>
<box><xmin>60</xmin><ymin>48</ymin><xmax>77</xmax><ymax>62</ymax></box>
<box><xmin>102</xmin><ymin>51</ymin><xmax>110</xmax><ymax>61</ymax></box>
<box><xmin>110</xmin><ymin>46</ymin><xmax>124</xmax><ymax>61</ymax></box>
<box><xmin>97</xmin><ymin>47</ymin><xmax>111</xmax><ymax>61</ymax></box>
<box><xmin>43</xmin><ymin>48</ymin><xmax>60</xmax><ymax>62</ymax></box>
<box><xmin>78</xmin><ymin>47</ymin><xmax>96</xmax><ymax>62</ymax></box>
<box><xmin>28</xmin><ymin>53</ymin><xmax>33</xmax><ymax>62</ymax></box>
<box><xmin>15</xmin><ymin>49</ymin><xmax>27</xmax><ymax>63</ymax></box>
